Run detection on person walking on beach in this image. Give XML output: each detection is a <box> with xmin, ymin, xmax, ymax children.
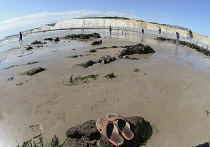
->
<box><xmin>19</xmin><ymin>31</ymin><xmax>22</xmax><ymax>42</ymax></box>
<box><xmin>142</xmin><ymin>28</ymin><xmax>144</xmax><ymax>34</ymax></box>
<box><xmin>159</xmin><ymin>27</ymin><xmax>161</xmax><ymax>35</ymax></box>
<box><xmin>176</xmin><ymin>32</ymin><xmax>180</xmax><ymax>43</ymax></box>
<box><xmin>109</xmin><ymin>25</ymin><xmax>112</xmax><ymax>34</ymax></box>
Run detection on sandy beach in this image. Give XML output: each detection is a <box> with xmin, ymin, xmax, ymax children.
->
<box><xmin>0</xmin><ymin>30</ymin><xmax>210</xmax><ymax>146</ymax></box>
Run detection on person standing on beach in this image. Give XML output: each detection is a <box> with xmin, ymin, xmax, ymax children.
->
<box><xmin>19</xmin><ymin>31</ymin><xmax>22</xmax><ymax>42</ymax></box>
<box><xmin>159</xmin><ymin>27</ymin><xmax>161</xmax><ymax>35</ymax></box>
<box><xmin>109</xmin><ymin>25</ymin><xmax>112</xmax><ymax>34</ymax></box>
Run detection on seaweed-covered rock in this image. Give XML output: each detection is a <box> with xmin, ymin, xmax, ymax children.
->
<box><xmin>44</xmin><ymin>38</ymin><xmax>53</xmax><ymax>41</ymax></box>
<box><xmin>31</xmin><ymin>40</ymin><xmax>43</xmax><ymax>44</ymax></box>
<box><xmin>54</xmin><ymin>37</ymin><xmax>60</xmax><ymax>42</ymax></box>
<box><xmin>119</xmin><ymin>43</ymin><xmax>155</xmax><ymax>58</ymax></box>
<box><xmin>64</xmin><ymin>33</ymin><xmax>101</xmax><ymax>40</ymax></box>
<box><xmin>77</xmin><ymin>60</ymin><xmax>95</xmax><ymax>68</ymax></box>
<box><xmin>156</xmin><ymin>37</ymin><xmax>210</xmax><ymax>56</ymax></box>
<box><xmin>26</xmin><ymin>46</ymin><xmax>33</xmax><ymax>50</ymax></box>
<box><xmin>91</xmin><ymin>40</ymin><xmax>102</xmax><ymax>45</ymax></box>
<box><xmin>21</xmin><ymin>67</ymin><xmax>46</xmax><ymax>76</ymax></box>
<box><xmin>65</xmin><ymin>116</ymin><xmax>153</xmax><ymax>147</ymax></box>
<box><xmin>98</xmin><ymin>55</ymin><xmax>116</xmax><ymax>64</ymax></box>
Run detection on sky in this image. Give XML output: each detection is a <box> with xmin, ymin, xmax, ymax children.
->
<box><xmin>0</xmin><ymin>0</ymin><xmax>209</xmax><ymax>39</ymax></box>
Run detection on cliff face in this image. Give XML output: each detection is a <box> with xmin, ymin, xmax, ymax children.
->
<box><xmin>24</xmin><ymin>18</ymin><xmax>210</xmax><ymax>45</ymax></box>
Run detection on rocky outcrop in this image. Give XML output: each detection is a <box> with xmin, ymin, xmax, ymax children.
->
<box><xmin>157</xmin><ymin>37</ymin><xmax>210</xmax><ymax>56</ymax></box>
<box><xmin>64</xmin><ymin>116</ymin><xmax>153</xmax><ymax>147</ymax></box>
<box><xmin>91</xmin><ymin>40</ymin><xmax>102</xmax><ymax>45</ymax></box>
<box><xmin>64</xmin><ymin>33</ymin><xmax>101</xmax><ymax>40</ymax></box>
<box><xmin>119</xmin><ymin>43</ymin><xmax>155</xmax><ymax>58</ymax></box>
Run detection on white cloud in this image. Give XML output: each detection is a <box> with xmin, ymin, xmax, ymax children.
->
<box><xmin>0</xmin><ymin>10</ymin><xmax>141</xmax><ymax>39</ymax></box>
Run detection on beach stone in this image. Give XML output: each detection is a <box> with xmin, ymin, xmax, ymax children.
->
<box><xmin>91</xmin><ymin>40</ymin><xmax>102</xmax><ymax>45</ymax></box>
<box><xmin>31</xmin><ymin>40</ymin><xmax>43</xmax><ymax>44</ymax></box>
<box><xmin>98</xmin><ymin>55</ymin><xmax>116</xmax><ymax>64</ymax></box>
<box><xmin>44</xmin><ymin>37</ymin><xmax>53</xmax><ymax>41</ymax></box>
<box><xmin>54</xmin><ymin>37</ymin><xmax>60</xmax><ymax>42</ymax></box>
<box><xmin>26</xmin><ymin>46</ymin><xmax>33</xmax><ymax>50</ymax></box>
<box><xmin>119</xmin><ymin>43</ymin><xmax>155</xmax><ymax>58</ymax></box>
<box><xmin>21</xmin><ymin>67</ymin><xmax>46</xmax><ymax>76</ymax></box>
<box><xmin>65</xmin><ymin>116</ymin><xmax>153</xmax><ymax>147</ymax></box>
<box><xmin>195</xmin><ymin>142</ymin><xmax>209</xmax><ymax>147</ymax></box>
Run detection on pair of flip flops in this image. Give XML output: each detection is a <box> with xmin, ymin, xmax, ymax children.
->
<box><xmin>96</xmin><ymin>113</ymin><xmax>134</xmax><ymax>146</ymax></box>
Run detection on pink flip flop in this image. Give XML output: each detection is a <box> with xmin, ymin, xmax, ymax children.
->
<box><xmin>96</xmin><ymin>117</ymin><xmax>124</xmax><ymax>146</ymax></box>
<box><xmin>107</xmin><ymin>113</ymin><xmax>134</xmax><ymax>140</ymax></box>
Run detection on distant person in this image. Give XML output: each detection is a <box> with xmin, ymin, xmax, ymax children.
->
<box><xmin>176</xmin><ymin>32</ymin><xmax>180</xmax><ymax>43</ymax></box>
<box><xmin>159</xmin><ymin>27</ymin><xmax>161</xmax><ymax>35</ymax></box>
<box><xmin>109</xmin><ymin>25</ymin><xmax>112</xmax><ymax>34</ymax></box>
<box><xmin>19</xmin><ymin>31</ymin><xmax>22</xmax><ymax>42</ymax></box>
<box><xmin>142</xmin><ymin>28</ymin><xmax>144</xmax><ymax>34</ymax></box>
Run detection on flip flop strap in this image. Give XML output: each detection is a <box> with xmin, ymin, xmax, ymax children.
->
<box><xmin>108</xmin><ymin>116</ymin><xmax>126</xmax><ymax>122</ymax></box>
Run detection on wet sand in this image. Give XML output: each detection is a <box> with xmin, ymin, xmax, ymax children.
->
<box><xmin>0</xmin><ymin>31</ymin><xmax>210</xmax><ymax>146</ymax></box>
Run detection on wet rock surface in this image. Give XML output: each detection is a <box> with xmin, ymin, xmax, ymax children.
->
<box><xmin>119</xmin><ymin>43</ymin><xmax>155</xmax><ymax>58</ymax></box>
<box><xmin>21</xmin><ymin>67</ymin><xmax>46</xmax><ymax>76</ymax></box>
<box><xmin>91</xmin><ymin>40</ymin><xmax>102</xmax><ymax>45</ymax></box>
<box><xmin>64</xmin><ymin>116</ymin><xmax>153</xmax><ymax>147</ymax></box>
<box><xmin>64</xmin><ymin>33</ymin><xmax>101</xmax><ymax>40</ymax></box>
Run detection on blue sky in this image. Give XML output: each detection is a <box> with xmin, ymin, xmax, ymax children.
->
<box><xmin>0</xmin><ymin>0</ymin><xmax>209</xmax><ymax>39</ymax></box>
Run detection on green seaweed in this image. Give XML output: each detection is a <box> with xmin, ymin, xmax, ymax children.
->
<box><xmin>76</xmin><ymin>60</ymin><xmax>95</xmax><ymax>68</ymax></box>
<box><xmin>27</xmin><ymin>61</ymin><xmax>40</xmax><ymax>65</ymax></box>
<box><xmin>104</xmin><ymin>73</ymin><xmax>116</xmax><ymax>79</ymax></box>
<box><xmin>16</xmin><ymin>82</ymin><xmax>24</xmax><ymax>86</ymax></box>
<box><xmin>21</xmin><ymin>67</ymin><xmax>46</xmax><ymax>76</ymax></box>
<box><xmin>133</xmin><ymin>68</ymin><xmax>141</xmax><ymax>72</ymax></box>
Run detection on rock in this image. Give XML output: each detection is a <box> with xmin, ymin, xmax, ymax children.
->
<box><xmin>91</xmin><ymin>40</ymin><xmax>102</xmax><ymax>45</ymax></box>
<box><xmin>31</xmin><ymin>40</ymin><xmax>43</xmax><ymax>44</ymax></box>
<box><xmin>119</xmin><ymin>43</ymin><xmax>155</xmax><ymax>58</ymax></box>
<box><xmin>98</xmin><ymin>55</ymin><xmax>116</xmax><ymax>64</ymax></box>
<box><xmin>65</xmin><ymin>116</ymin><xmax>153</xmax><ymax>147</ymax></box>
<box><xmin>64</xmin><ymin>33</ymin><xmax>101</xmax><ymax>40</ymax></box>
<box><xmin>44</xmin><ymin>38</ymin><xmax>53</xmax><ymax>41</ymax></box>
<box><xmin>54</xmin><ymin>37</ymin><xmax>60</xmax><ymax>42</ymax></box>
<box><xmin>26</xmin><ymin>46</ymin><xmax>33</xmax><ymax>50</ymax></box>
<box><xmin>77</xmin><ymin>60</ymin><xmax>95</xmax><ymax>68</ymax></box>
<box><xmin>21</xmin><ymin>67</ymin><xmax>46</xmax><ymax>76</ymax></box>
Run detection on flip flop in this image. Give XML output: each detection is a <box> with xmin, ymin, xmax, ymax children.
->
<box><xmin>96</xmin><ymin>117</ymin><xmax>124</xmax><ymax>146</ymax></box>
<box><xmin>107</xmin><ymin>113</ymin><xmax>134</xmax><ymax>140</ymax></box>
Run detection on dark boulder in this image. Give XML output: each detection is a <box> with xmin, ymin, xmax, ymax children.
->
<box><xmin>119</xmin><ymin>43</ymin><xmax>155</xmax><ymax>58</ymax></box>
<box><xmin>26</xmin><ymin>46</ymin><xmax>33</xmax><ymax>50</ymax></box>
<box><xmin>54</xmin><ymin>37</ymin><xmax>60</xmax><ymax>42</ymax></box>
<box><xmin>91</xmin><ymin>40</ymin><xmax>102</xmax><ymax>45</ymax></box>
<box><xmin>64</xmin><ymin>116</ymin><xmax>153</xmax><ymax>147</ymax></box>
